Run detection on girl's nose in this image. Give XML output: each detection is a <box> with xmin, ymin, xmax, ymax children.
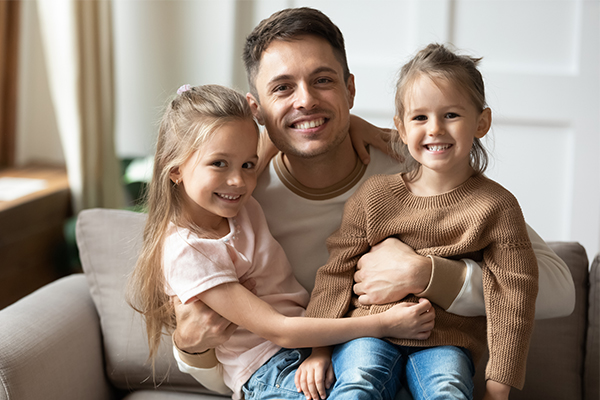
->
<box><xmin>428</xmin><ymin>117</ymin><xmax>445</xmax><ymax>136</ymax></box>
<box><xmin>227</xmin><ymin>170</ymin><xmax>245</xmax><ymax>187</ymax></box>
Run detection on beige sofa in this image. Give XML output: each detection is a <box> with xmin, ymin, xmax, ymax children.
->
<box><xmin>0</xmin><ymin>209</ymin><xmax>598</xmax><ymax>400</ymax></box>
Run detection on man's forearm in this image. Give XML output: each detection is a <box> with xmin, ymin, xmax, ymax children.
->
<box><xmin>443</xmin><ymin>224</ymin><xmax>575</xmax><ymax>319</ymax></box>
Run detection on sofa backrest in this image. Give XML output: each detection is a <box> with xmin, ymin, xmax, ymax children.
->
<box><xmin>77</xmin><ymin>208</ymin><xmax>599</xmax><ymax>399</ymax></box>
<box><xmin>76</xmin><ymin>208</ymin><xmax>213</xmax><ymax>394</ymax></box>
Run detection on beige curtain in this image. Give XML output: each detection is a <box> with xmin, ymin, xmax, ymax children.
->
<box><xmin>36</xmin><ymin>0</ymin><xmax>124</xmax><ymax>211</ymax></box>
<box><xmin>0</xmin><ymin>0</ymin><xmax>20</xmax><ymax>168</ymax></box>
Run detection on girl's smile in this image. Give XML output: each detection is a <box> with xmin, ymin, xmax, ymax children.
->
<box><xmin>395</xmin><ymin>74</ymin><xmax>491</xmax><ymax>195</ymax></box>
<box><xmin>170</xmin><ymin>118</ymin><xmax>259</xmax><ymax>233</ymax></box>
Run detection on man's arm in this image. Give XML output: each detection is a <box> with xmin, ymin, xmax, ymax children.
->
<box><xmin>354</xmin><ymin>224</ymin><xmax>575</xmax><ymax>319</ymax></box>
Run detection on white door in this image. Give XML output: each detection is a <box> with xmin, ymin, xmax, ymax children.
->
<box><xmin>250</xmin><ymin>0</ymin><xmax>600</xmax><ymax>259</ymax></box>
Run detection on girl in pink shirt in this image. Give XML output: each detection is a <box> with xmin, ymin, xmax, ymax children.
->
<box><xmin>129</xmin><ymin>84</ymin><xmax>434</xmax><ymax>400</ymax></box>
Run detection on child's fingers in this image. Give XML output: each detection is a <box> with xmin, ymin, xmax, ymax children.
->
<box><xmin>325</xmin><ymin>363</ymin><xmax>335</xmax><ymax>389</ymax></box>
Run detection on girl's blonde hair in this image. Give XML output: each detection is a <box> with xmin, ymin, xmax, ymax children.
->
<box><xmin>128</xmin><ymin>84</ymin><xmax>256</xmax><ymax>369</ymax></box>
<box><xmin>393</xmin><ymin>43</ymin><xmax>489</xmax><ymax>180</ymax></box>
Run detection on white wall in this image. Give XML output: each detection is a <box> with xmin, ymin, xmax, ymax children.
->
<box><xmin>17</xmin><ymin>0</ymin><xmax>600</xmax><ymax>258</ymax></box>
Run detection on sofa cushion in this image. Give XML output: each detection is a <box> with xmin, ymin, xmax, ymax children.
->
<box><xmin>76</xmin><ymin>209</ymin><xmax>216</xmax><ymax>395</ymax></box>
<box><xmin>473</xmin><ymin>241</ymin><xmax>589</xmax><ymax>399</ymax></box>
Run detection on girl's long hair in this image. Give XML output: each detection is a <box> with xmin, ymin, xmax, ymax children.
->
<box><xmin>128</xmin><ymin>85</ymin><xmax>255</xmax><ymax>369</ymax></box>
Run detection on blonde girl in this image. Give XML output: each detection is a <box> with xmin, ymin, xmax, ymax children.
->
<box><xmin>129</xmin><ymin>84</ymin><xmax>435</xmax><ymax>400</ymax></box>
<box><xmin>303</xmin><ymin>44</ymin><xmax>538</xmax><ymax>400</ymax></box>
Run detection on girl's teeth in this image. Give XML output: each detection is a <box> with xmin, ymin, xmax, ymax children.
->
<box><xmin>427</xmin><ymin>144</ymin><xmax>451</xmax><ymax>151</ymax></box>
<box><xmin>218</xmin><ymin>194</ymin><xmax>241</xmax><ymax>200</ymax></box>
<box><xmin>295</xmin><ymin>118</ymin><xmax>325</xmax><ymax>130</ymax></box>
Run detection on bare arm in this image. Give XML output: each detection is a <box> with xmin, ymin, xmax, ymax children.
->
<box><xmin>197</xmin><ymin>282</ymin><xmax>434</xmax><ymax>349</ymax></box>
<box><xmin>348</xmin><ymin>115</ymin><xmax>398</xmax><ymax>165</ymax></box>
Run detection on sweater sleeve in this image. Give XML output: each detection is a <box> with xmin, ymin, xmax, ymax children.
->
<box><xmin>482</xmin><ymin>204</ymin><xmax>538</xmax><ymax>389</ymax></box>
<box><xmin>305</xmin><ymin>188</ymin><xmax>371</xmax><ymax>319</ymax></box>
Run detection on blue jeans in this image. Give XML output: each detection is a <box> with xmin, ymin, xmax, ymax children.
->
<box><xmin>331</xmin><ymin>338</ymin><xmax>474</xmax><ymax>400</ymax></box>
<box><xmin>242</xmin><ymin>339</ymin><xmax>474</xmax><ymax>400</ymax></box>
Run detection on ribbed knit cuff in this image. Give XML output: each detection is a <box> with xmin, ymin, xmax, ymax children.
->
<box><xmin>415</xmin><ymin>255</ymin><xmax>467</xmax><ymax>310</ymax></box>
<box><xmin>172</xmin><ymin>336</ymin><xmax>218</xmax><ymax>369</ymax></box>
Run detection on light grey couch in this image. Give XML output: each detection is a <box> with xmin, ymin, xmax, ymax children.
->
<box><xmin>0</xmin><ymin>209</ymin><xmax>598</xmax><ymax>400</ymax></box>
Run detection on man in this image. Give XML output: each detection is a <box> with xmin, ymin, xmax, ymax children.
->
<box><xmin>172</xmin><ymin>7</ymin><xmax>575</xmax><ymax>397</ymax></box>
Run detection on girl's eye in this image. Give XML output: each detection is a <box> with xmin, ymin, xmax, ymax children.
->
<box><xmin>243</xmin><ymin>161</ymin><xmax>256</xmax><ymax>169</ymax></box>
<box><xmin>212</xmin><ymin>161</ymin><xmax>227</xmax><ymax>168</ymax></box>
<box><xmin>413</xmin><ymin>115</ymin><xmax>427</xmax><ymax>121</ymax></box>
<box><xmin>445</xmin><ymin>113</ymin><xmax>459</xmax><ymax>119</ymax></box>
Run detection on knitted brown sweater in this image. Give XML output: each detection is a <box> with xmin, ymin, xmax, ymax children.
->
<box><xmin>305</xmin><ymin>173</ymin><xmax>538</xmax><ymax>389</ymax></box>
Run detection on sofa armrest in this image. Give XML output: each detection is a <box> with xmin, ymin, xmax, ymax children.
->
<box><xmin>585</xmin><ymin>254</ymin><xmax>599</xmax><ymax>400</ymax></box>
<box><xmin>0</xmin><ymin>274</ymin><xmax>113</xmax><ymax>400</ymax></box>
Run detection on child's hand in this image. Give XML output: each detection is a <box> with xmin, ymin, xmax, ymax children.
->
<box><xmin>380</xmin><ymin>298</ymin><xmax>435</xmax><ymax>340</ymax></box>
<box><xmin>295</xmin><ymin>347</ymin><xmax>335</xmax><ymax>399</ymax></box>
<box><xmin>482</xmin><ymin>380</ymin><xmax>511</xmax><ymax>400</ymax></box>
<box><xmin>349</xmin><ymin>114</ymin><xmax>399</xmax><ymax>165</ymax></box>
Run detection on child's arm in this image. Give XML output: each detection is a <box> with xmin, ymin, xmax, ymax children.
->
<box><xmin>482</xmin><ymin>380</ymin><xmax>511</xmax><ymax>400</ymax></box>
<box><xmin>197</xmin><ymin>282</ymin><xmax>435</xmax><ymax>349</ymax></box>
<box><xmin>294</xmin><ymin>347</ymin><xmax>334</xmax><ymax>400</ymax></box>
<box><xmin>348</xmin><ymin>114</ymin><xmax>398</xmax><ymax>165</ymax></box>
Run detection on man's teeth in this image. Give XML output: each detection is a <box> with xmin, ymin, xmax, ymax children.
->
<box><xmin>427</xmin><ymin>144</ymin><xmax>451</xmax><ymax>151</ymax></box>
<box><xmin>294</xmin><ymin>118</ymin><xmax>325</xmax><ymax>130</ymax></box>
<box><xmin>218</xmin><ymin>194</ymin><xmax>241</xmax><ymax>200</ymax></box>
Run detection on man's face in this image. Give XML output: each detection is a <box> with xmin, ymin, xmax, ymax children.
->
<box><xmin>247</xmin><ymin>35</ymin><xmax>355</xmax><ymax>159</ymax></box>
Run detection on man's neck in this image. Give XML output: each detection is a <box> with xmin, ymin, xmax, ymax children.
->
<box><xmin>282</xmin><ymin>137</ymin><xmax>359</xmax><ymax>189</ymax></box>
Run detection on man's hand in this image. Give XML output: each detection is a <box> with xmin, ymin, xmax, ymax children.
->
<box><xmin>354</xmin><ymin>237</ymin><xmax>431</xmax><ymax>305</ymax></box>
<box><xmin>172</xmin><ymin>277</ymin><xmax>257</xmax><ymax>354</ymax></box>
<box><xmin>172</xmin><ymin>297</ymin><xmax>237</xmax><ymax>354</ymax></box>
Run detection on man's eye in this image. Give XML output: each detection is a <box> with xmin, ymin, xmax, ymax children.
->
<box><xmin>316</xmin><ymin>77</ymin><xmax>332</xmax><ymax>84</ymax></box>
<box><xmin>273</xmin><ymin>85</ymin><xmax>289</xmax><ymax>92</ymax></box>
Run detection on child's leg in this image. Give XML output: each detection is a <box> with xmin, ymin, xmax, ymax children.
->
<box><xmin>404</xmin><ymin>346</ymin><xmax>474</xmax><ymax>400</ymax></box>
<box><xmin>242</xmin><ymin>348</ymin><xmax>311</xmax><ymax>400</ymax></box>
<box><xmin>329</xmin><ymin>337</ymin><xmax>403</xmax><ymax>400</ymax></box>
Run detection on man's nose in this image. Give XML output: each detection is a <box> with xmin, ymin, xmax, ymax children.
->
<box><xmin>294</xmin><ymin>83</ymin><xmax>318</xmax><ymax>110</ymax></box>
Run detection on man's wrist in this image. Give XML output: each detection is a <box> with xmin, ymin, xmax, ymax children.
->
<box><xmin>415</xmin><ymin>255</ymin><xmax>466</xmax><ymax>309</ymax></box>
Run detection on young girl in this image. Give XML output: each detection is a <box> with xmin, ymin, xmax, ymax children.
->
<box><xmin>302</xmin><ymin>44</ymin><xmax>538</xmax><ymax>400</ymax></box>
<box><xmin>128</xmin><ymin>84</ymin><xmax>435</xmax><ymax>400</ymax></box>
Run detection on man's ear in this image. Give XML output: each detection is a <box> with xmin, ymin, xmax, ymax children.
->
<box><xmin>169</xmin><ymin>166</ymin><xmax>182</xmax><ymax>184</ymax></box>
<box><xmin>393</xmin><ymin>115</ymin><xmax>408</xmax><ymax>144</ymax></box>
<box><xmin>346</xmin><ymin>74</ymin><xmax>356</xmax><ymax>110</ymax></box>
<box><xmin>246</xmin><ymin>93</ymin><xmax>265</xmax><ymax>125</ymax></box>
<box><xmin>476</xmin><ymin>108</ymin><xmax>492</xmax><ymax>139</ymax></box>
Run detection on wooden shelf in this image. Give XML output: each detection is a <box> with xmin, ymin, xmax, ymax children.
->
<box><xmin>0</xmin><ymin>165</ymin><xmax>72</xmax><ymax>309</ymax></box>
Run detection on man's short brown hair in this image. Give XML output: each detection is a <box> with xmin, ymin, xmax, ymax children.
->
<box><xmin>243</xmin><ymin>7</ymin><xmax>350</xmax><ymax>99</ymax></box>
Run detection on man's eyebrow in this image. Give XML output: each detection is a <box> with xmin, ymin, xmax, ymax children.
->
<box><xmin>267</xmin><ymin>66</ymin><xmax>340</xmax><ymax>86</ymax></box>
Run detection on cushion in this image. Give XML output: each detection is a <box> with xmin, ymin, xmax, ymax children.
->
<box><xmin>76</xmin><ymin>209</ymin><xmax>217</xmax><ymax>396</ymax></box>
<box><xmin>473</xmin><ymin>241</ymin><xmax>589</xmax><ymax>399</ymax></box>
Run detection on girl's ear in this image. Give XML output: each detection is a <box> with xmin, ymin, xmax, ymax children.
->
<box><xmin>393</xmin><ymin>115</ymin><xmax>408</xmax><ymax>144</ymax></box>
<box><xmin>169</xmin><ymin>167</ymin><xmax>182</xmax><ymax>184</ymax></box>
<box><xmin>475</xmin><ymin>108</ymin><xmax>492</xmax><ymax>139</ymax></box>
<box><xmin>246</xmin><ymin>93</ymin><xmax>265</xmax><ymax>125</ymax></box>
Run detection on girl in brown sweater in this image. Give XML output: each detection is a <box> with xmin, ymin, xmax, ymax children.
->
<box><xmin>299</xmin><ymin>44</ymin><xmax>538</xmax><ymax>400</ymax></box>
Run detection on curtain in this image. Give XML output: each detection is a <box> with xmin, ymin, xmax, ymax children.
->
<box><xmin>36</xmin><ymin>0</ymin><xmax>124</xmax><ymax>211</ymax></box>
<box><xmin>0</xmin><ymin>0</ymin><xmax>20</xmax><ymax>168</ymax></box>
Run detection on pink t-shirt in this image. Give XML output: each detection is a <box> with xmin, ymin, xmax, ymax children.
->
<box><xmin>163</xmin><ymin>197</ymin><xmax>309</xmax><ymax>398</ymax></box>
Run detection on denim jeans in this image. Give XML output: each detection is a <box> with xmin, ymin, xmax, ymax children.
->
<box><xmin>242</xmin><ymin>339</ymin><xmax>474</xmax><ymax>400</ymax></box>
